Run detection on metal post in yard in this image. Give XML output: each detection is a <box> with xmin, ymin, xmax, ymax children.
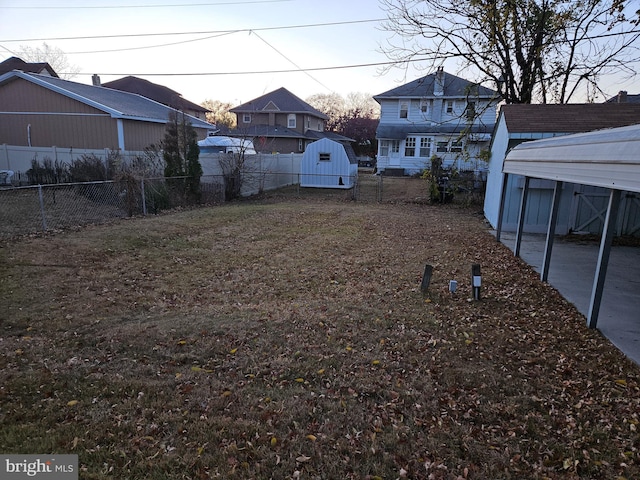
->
<box><xmin>141</xmin><ymin>178</ymin><xmax>147</xmax><ymax>216</ymax></box>
<box><xmin>38</xmin><ymin>184</ymin><xmax>47</xmax><ymax>231</ymax></box>
<box><xmin>377</xmin><ymin>175</ymin><xmax>383</xmax><ymax>202</ymax></box>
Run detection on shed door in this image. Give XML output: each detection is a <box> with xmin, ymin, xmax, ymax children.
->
<box><xmin>569</xmin><ymin>185</ymin><xmax>640</xmax><ymax>235</ymax></box>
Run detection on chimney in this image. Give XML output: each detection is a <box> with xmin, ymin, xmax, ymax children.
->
<box><xmin>617</xmin><ymin>91</ymin><xmax>628</xmax><ymax>103</ymax></box>
<box><xmin>434</xmin><ymin>66</ymin><xmax>445</xmax><ymax>96</ymax></box>
<box><xmin>92</xmin><ymin>74</ymin><xmax>101</xmax><ymax>86</ymax></box>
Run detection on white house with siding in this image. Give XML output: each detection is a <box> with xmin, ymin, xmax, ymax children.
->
<box><xmin>300</xmin><ymin>138</ymin><xmax>357</xmax><ymax>189</ymax></box>
<box><xmin>373</xmin><ymin>68</ymin><xmax>500</xmax><ymax>175</ymax></box>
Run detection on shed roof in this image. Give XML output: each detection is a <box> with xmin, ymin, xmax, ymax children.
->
<box><xmin>0</xmin><ymin>70</ymin><xmax>213</xmax><ymax>130</ymax></box>
<box><xmin>503</xmin><ymin>123</ymin><xmax>640</xmax><ymax>193</ymax></box>
<box><xmin>499</xmin><ymin>103</ymin><xmax>640</xmax><ymax>134</ymax></box>
<box><xmin>230</xmin><ymin>87</ymin><xmax>328</xmax><ymax>119</ymax></box>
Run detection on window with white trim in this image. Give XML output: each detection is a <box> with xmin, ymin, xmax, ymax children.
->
<box><xmin>436</xmin><ymin>141</ymin><xmax>449</xmax><ymax>153</ymax></box>
<box><xmin>419</xmin><ymin>137</ymin><xmax>432</xmax><ymax>157</ymax></box>
<box><xmin>420</xmin><ymin>99</ymin><xmax>431</xmax><ymax>114</ymax></box>
<box><xmin>450</xmin><ymin>140</ymin><xmax>463</xmax><ymax>152</ymax></box>
<box><xmin>405</xmin><ymin>137</ymin><xmax>416</xmax><ymax>157</ymax></box>
<box><xmin>380</xmin><ymin>140</ymin><xmax>389</xmax><ymax>156</ymax></box>
<box><xmin>288</xmin><ymin>114</ymin><xmax>296</xmax><ymax>128</ymax></box>
<box><xmin>243</xmin><ymin>114</ymin><xmax>251</xmax><ymax>123</ymax></box>
<box><xmin>399</xmin><ymin>101</ymin><xmax>408</xmax><ymax>119</ymax></box>
<box><xmin>299</xmin><ymin>139</ymin><xmax>304</xmax><ymax>151</ymax></box>
<box><xmin>391</xmin><ymin>140</ymin><xmax>400</xmax><ymax>154</ymax></box>
<box><xmin>446</xmin><ymin>101</ymin><xmax>454</xmax><ymax>114</ymax></box>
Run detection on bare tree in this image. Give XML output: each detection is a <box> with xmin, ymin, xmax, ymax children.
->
<box><xmin>379</xmin><ymin>0</ymin><xmax>640</xmax><ymax>103</ymax></box>
<box><xmin>201</xmin><ymin>99</ymin><xmax>237</xmax><ymax>129</ymax></box>
<box><xmin>17</xmin><ymin>42</ymin><xmax>80</xmax><ymax>80</ymax></box>
<box><xmin>306</xmin><ymin>93</ymin><xmax>347</xmax><ymax>130</ymax></box>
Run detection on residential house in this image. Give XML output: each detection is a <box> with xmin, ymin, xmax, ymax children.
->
<box><xmin>0</xmin><ymin>56</ymin><xmax>58</xmax><ymax>77</ymax></box>
<box><xmin>228</xmin><ymin>87</ymin><xmax>354</xmax><ymax>154</ymax></box>
<box><xmin>0</xmin><ymin>70</ymin><xmax>214</xmax><ymax>151</ymax></box>
<box><xmin>484</xmin><ymin>103</ymin><xmax>640</xmax><ymax>234</ymax></box>
<box><xmin>605</xmin><ymin>90</ymin><xmax>640</xmax><ymax>104</ymax></box>
<box><xmin>373</xmin><ymin>67</ymin><xmax>500</xmax><ymax>175</ymax></box>
<box><xmin>101</xmin><ymin>75</ymin><xmax>210</xmax><ymax>120</ymax></box>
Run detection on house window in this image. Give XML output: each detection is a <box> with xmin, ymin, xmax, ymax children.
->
<box><xmin>436</xmin><ymin>141</ymin><xmax>449</xmax><ymax>153</ymax></box>
<box><xmin>298</xmin><ymin>139</ymin><xmax>303</xmax><ymax>151</ymax></box>
<box><xmin>405</xmin><ymin>137</ymin><xmax>416</xmax><ymax>157</ymax></box>
<box><xmin>420</xmin><ymin>99</ymin><xmax>431</xmax><ymax>114</ymax></box>
<box><xmin>391</xmin><ymin>140</ymin><xmax>400</xmax><ymax>154</ymax></box>
<box><xmin>450</xmin><ymin>140</ymin><xmax>463</xmax><ymax>152</ymax></box>
<box><xmin>399</xmin><ymin>101</ymin><xmax>409</xmax><ymax>119</ymax></box>
<box><xmin>380</xmin><ymin>140</ymin><xmax>389</xmax><ymax>156</ymax></box>
<box><xmin>288</xmin><ymin>114</ymin><xmax>296</xmax><ymax>128</ymax></box>
<box><xmin>465</xmin><ymin>101</ymin><xmax>476</xmax><ymax>120</ymax></box>
<box><xmin>319</xmin><ymin>153</ymin><xmax>331</xmax><ymax>162</ymax></box>
<box><xmin>318</xmin><ymin>121</ymin><xmax>322</xmax><ymax>130</ymax></box>
<box><xmin>243</xmin><ymin>114</ymin><xmax>251</xmax><ymax>123</ymax></box>
<box><xmin>419</xmin><ymin>137</ymin><xmax>432</xmax><ymax>157</ymax></box>
<box><xmin>446</xmin><ymin>101</ymin><xmax>454</xmax><ymax>114</ymax></box>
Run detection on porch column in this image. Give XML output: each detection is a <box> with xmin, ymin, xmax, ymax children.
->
<box><xmin>514</xmin><ymin>176</ymin><xmax>530</xmax><ymax>257</ymax></box>
<box><xmin>587</xmin><ymin>189</ymin><xmax>621</xmax><ymax>329</ymax></box>
<box><xmin>541</xmin><ymin>180</ymin><xmax>563</xmax><ymax>282</ymax></box>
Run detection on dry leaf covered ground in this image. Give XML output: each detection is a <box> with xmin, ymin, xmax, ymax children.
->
<box><xmin>1</xmin><ymin>196</ymin><xmax>639</xmax><ymax>479</ymax></box>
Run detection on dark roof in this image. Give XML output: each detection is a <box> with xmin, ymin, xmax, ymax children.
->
<box><xmin>102</xmin><ymin>76</ymin><xmax>209</xmax><ymax>113</ymax></box>
<box><xmin>305</xmin><ymin>130</ymin><xmax>355</xmax><ymax>143</ymax></box>
<box><xmin>605</xmin><ymin>92</ymin><xmax>640</xmax><ymax>104</ymax></box>
<box><xmin>0</xmin><ymin>56</ymin><xmax>58</xmax><ymax>77</ymax></box>
<box><xmin>500</xmin><ymin>104</ymin><xmax>640</xmax><ymax>134</ymax></box>
<box><xmin>227</xmin><ymin>124</ymin><xmax>307</xmax><ymax>139</ymax></box>
<box><xmin>230</xmin><ymin>87</ymin><xmax>329</xmax><ymax>120</ymax></box>
<box><xmin>374</xmin><ymin>70</ymin><xmax>497</xmax><ymax>99</ymax></box>
<box><xmin>376</xmin><ymin>123</ymin><xmax>495</xmax><ymax>139</ymax></box>
<box><xmin>0</xmin><ymin>70</ymin><xmax>213</xmax><ymax>130</ymax></box>
<box><xmin>226</xmin><ymin>124</ymin><xmax>355</xmax><ymax>142</ymax></box>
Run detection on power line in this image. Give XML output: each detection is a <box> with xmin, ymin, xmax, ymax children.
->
<box><xmin>1</xmin><ymin>0</ymin><xmax>291</xmax><ymax>9</ymax></box>
<box><xmin>249</xmin><ymin>30</ymin><xmax>333</xmax><ymax>92</ymax></box>
<box><xmin>0</xmin><ymin>19</ymin><xmax>385</xmax><ymax>43</ymax></box>
<box><xmin>67</xmin><ymin>59</ymin><xmax>420</xmax><ymax>77</ymax></box>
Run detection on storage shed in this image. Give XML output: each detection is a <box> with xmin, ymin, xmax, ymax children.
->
<box><xmin>300</xmin><ymin>138</ymin><xmax>357</xmax><ymax>189</ymax></box>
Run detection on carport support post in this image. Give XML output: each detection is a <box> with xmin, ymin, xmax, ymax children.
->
<box><xmin>541</xmin><ymin>180</ymin><xmax>563</xmax><ymax>282</ymax></box>
<box><xmin>514</xmin><ymin>176</ymin><xmax>530</xmax><ymax>257</ymax></box>
<box><xmin>587</xmin><ymin>189</ymin><xmax>621</xmax><ymax>329</ymax></box>
<box><xmin>495</xmin><ymin>173</ymin><xmax>509</xmax><ymax>243</ymax></box>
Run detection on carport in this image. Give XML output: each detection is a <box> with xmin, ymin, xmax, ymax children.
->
<box><xmin>495</xmin><ymin>123</ymin><xmax>640</xmax><ymax>330</ymax></box>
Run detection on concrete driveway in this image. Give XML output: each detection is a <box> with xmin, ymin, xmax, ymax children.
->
<box><xmin>497</xmin><ymin>232</ymin><xmax>640</xmax><ymax>366</ymax></box>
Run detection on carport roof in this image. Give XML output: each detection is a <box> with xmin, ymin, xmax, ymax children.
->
<box><xmin>503</xmin><ymin>123</ymin><xmax>640</xmax><ymax>193</ymax></box>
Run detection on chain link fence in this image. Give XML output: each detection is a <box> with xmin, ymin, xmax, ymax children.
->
<box><xmin>1</xmin><ymin>170</ymin><xmax>485</xmax><ymax>239</ymax></box>
<box><xmin>0</xmin><ymin>176</ymin><xmax>224</xmax><ymax>239</ymax></box>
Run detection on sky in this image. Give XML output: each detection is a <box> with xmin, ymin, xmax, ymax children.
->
<box><xmin>0</xmin><ymin>0</ymin><xmax>637</xmax><ymax>107</ymax></box>
<box><xmin>0</xmin><ymin>0</ymin><xmax>430</xmax><ymax>106</ymax></box>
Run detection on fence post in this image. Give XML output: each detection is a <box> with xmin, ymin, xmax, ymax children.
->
<box><xmin>141</xmin><ymin>178</ymin><xmax>147</xmax><ymax>216</ymax></box>
<box><xmin>38</xmin><ymin>184</ymin><xmax>48</xmax><ymax>231</ymax></box>
<box><xmin>377</xmin><ymin>175</ymin><xmax>382</xmax><ymax>202</ymax></box>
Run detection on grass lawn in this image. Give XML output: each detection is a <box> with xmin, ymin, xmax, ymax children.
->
<box><xmin>1</xmin><ymin>197</ymin><xmax>638</xmax><ymax>479</ymax></box>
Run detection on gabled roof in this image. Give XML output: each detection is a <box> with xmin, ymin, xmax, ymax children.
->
<box><xmin>0</xmin><ymin>56</ymin><xmax>58</xmax><ymax>77</ymax></box>
<box><xmin>374</xmin><ymin>70</ymin><xmax>498</xmax><ymax>100</ymax></box>
<box><xmin>304</xmin><ymin>130</ymin><xmax>355</xmax><ymax>143</ymax></box>
<box><xmin>0</xmin><ymin>70</ymin><xmax>213</xmax><ymax>130</ymax></box>
<box><xmin>227</xmin><ymin>124</ymin><xmax>307</xmax><ymax>139</ymax></box>
<box><xmin>230</xmin><ymin>87</ymin><xmax>329</xmax><ymax>120</ymax></box>
<box><xmin>102</xmin><ymin>76</ymin><xmax>209</xmax><ymax>114</ymax></box>
<box><xmin>499</xmin><ymin>103</ymin><xmax>640</xmax><ymax>134</ymax></box>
